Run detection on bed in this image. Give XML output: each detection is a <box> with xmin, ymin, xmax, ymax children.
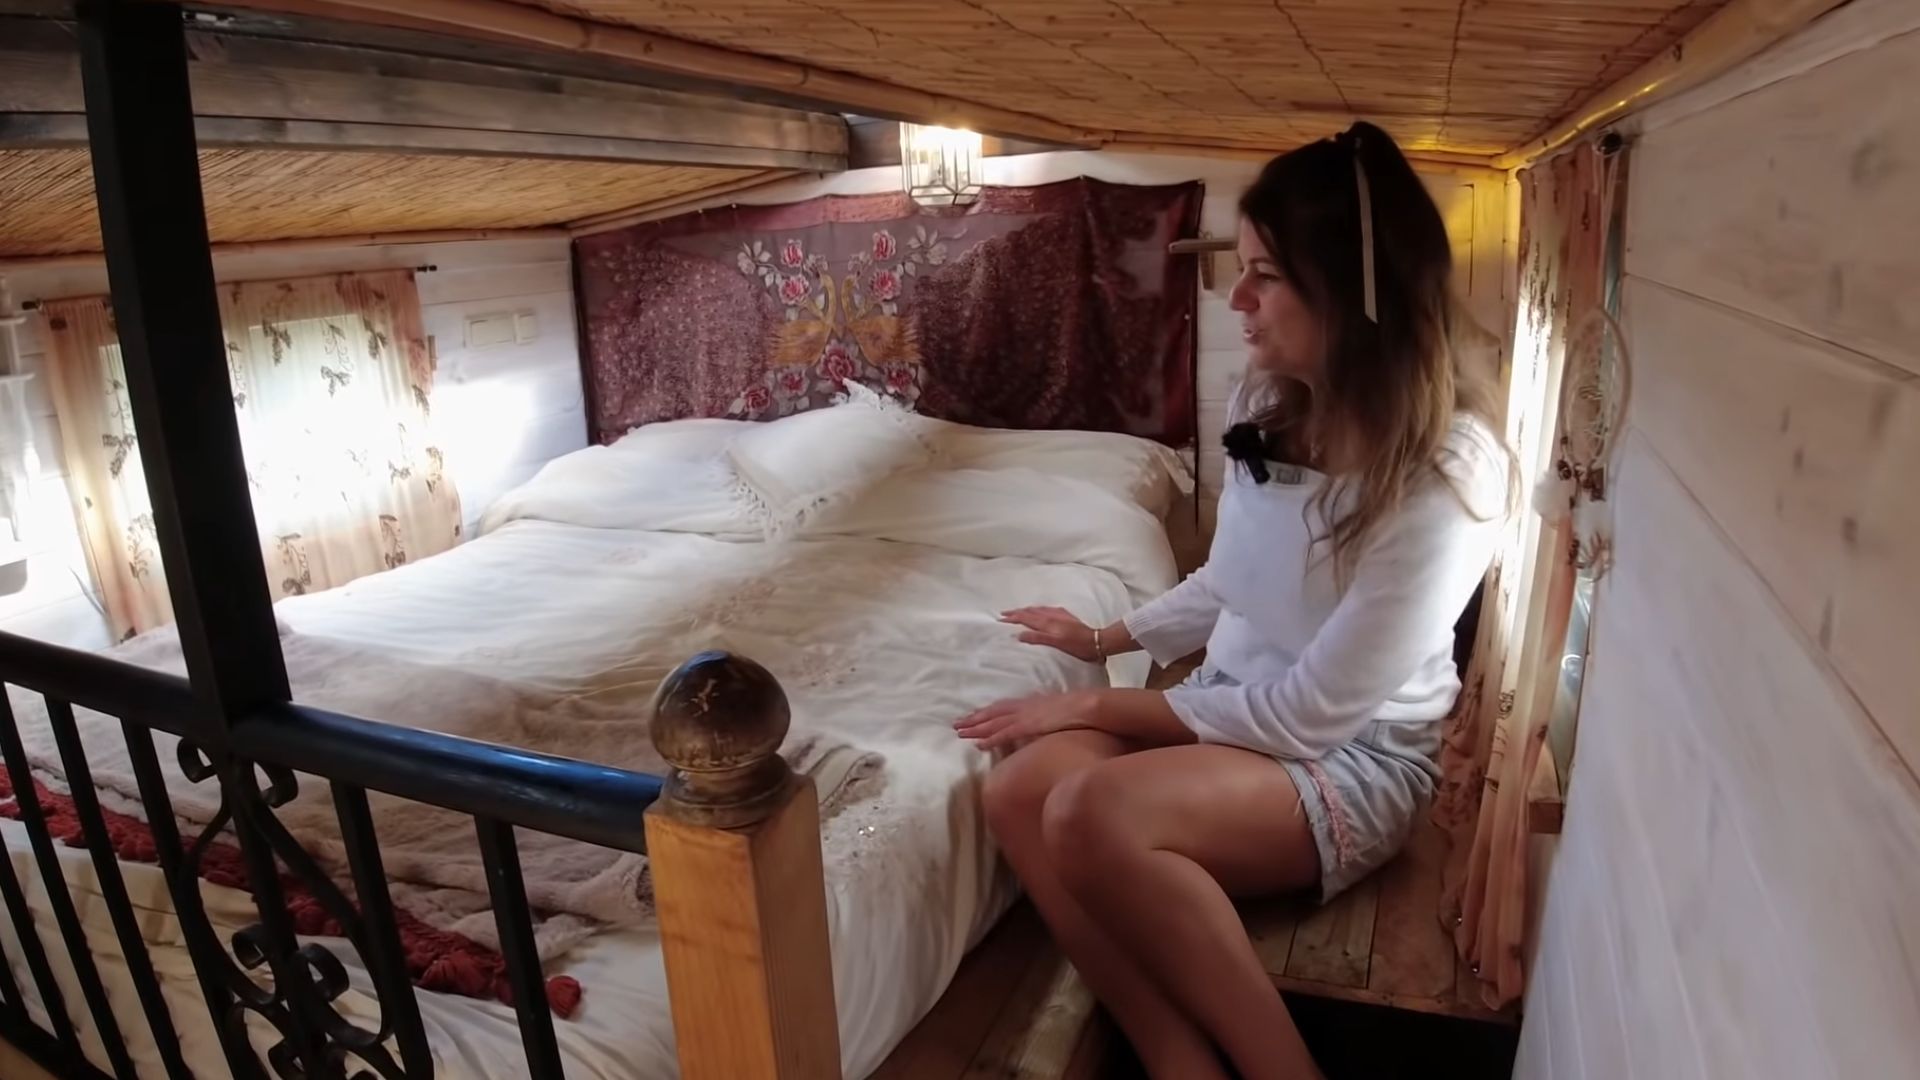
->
<box><xmin>0</xmin><ymin>393</ymin><xmax>1191</xmax><ymax>1079</ymax></box>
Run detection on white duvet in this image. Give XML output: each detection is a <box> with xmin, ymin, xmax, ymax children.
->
<box><xmin>1</xmin><ymin>405</ymin><xmax>1185</xmax><ymax>1080</ymax></box>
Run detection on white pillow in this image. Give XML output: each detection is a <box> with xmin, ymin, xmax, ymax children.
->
<box><xmin>929</xmin><ymin>425</ymin><xmax>1194</xmax><ymax>518</ymax></box>
<box><xmin>607</xmin><ymin>416</ymin><xmax>752</xmax><ymax>459</ymax></box>
<box><xmin>725</xmin><ymin>389</ymin><xmax>936</xmax><ymax>538</ymax></box>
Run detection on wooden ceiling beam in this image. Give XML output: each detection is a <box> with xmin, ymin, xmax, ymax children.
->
<box><xmin>0</xmin><ymin>228</ymin><xmax>570</xmax><ymax>273</ymax></box>
<box><xmin>0</xmin><ymin>16</ymin><xmax>848</xmax><ymax>172</ymax></box>
<box><xmin>568</xmin><ymin>170</ymin><xmax>807</xmax><ymax>236</ymax></box>
<box><xmin>1099</xmin><ymin>134</ymin><xmax>1505</xmax><ymax>176</ymax></box>
<box><xmin>204</xmin><ymin>0</ymin><xmax>1101</xmax><ymax>147</ymax></box>
<box><xmin>0</xmin><ymin>112</ymin><xmax>837</xmax><ymax>171</ymax></box>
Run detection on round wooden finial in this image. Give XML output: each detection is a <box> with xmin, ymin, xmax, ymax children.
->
<box><xmin>650</xmin><ymin>650</ymin><xmax>794</xmax><ymax>828</ymax></box>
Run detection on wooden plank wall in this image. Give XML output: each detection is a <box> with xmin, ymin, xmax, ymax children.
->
<box><xmin>1516</xmin><ymin>2</ymin><xmax>1920</xmax><ymax>1076</ymax></box>
<box><xmin>0</xmin><ymin>235</ymin><xmax>587</xmax><ymax>648</ymax></box>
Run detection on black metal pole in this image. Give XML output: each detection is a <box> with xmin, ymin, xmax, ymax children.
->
<box><xmin>73</xmin><ymin>0</ymin><xmax>290</xmax><ymax>725</ymax></box>
<box><xmin>74</xmin><ymin>4</ymin><xmax>313</xmax><ymax>1075</ymax></box>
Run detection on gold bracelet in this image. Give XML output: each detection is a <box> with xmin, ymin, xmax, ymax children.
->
<box><xmin>1092</xmin><ymin>626</ymin><xmax>1105</xmax><ymax>661</ymax></box>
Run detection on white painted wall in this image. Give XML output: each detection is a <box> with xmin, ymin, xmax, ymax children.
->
<box><xmin>1517</xmin><ymin>2</ymin><xmax>1920</xmax><ymax>1076</ymax></box>
<box><xmin>660</xmin><ymin>149</ymin><xmax>1509</xmax><ymax>556</ymax></box>
<box><xmin>0</xmin><ymin>235</ymin><xmax>586</xmax><ymax>649</ymax></box>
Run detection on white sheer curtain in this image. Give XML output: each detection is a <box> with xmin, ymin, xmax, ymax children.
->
<box><xmin>42</xmin><ymin>299</ymin><xmax>171</xmax><ymax>639</ymax></box>
<box><xmin>43</xmin><ymin>270</ymin><xmax>460</xmax><ymax>641</ymax></box>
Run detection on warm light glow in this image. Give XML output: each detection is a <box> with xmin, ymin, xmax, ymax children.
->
<box><xmin>431</xmin><ymin>378</ymin><xmax>542</xmax><ymax>504</ymax></box>
<box><xmin>900</xmin><ymin>123</ymin><xmax>984</xmax><ymax>206</ymax></box>
<box><xmin>0</xmin><ymin>377</ymin><xmax>36</xmax><ymax>549</ymax></box>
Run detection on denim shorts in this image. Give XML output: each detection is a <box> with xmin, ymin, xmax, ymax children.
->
<box><xmin>1179</xmin><ymin>664</ymin><xmax>1441</xmax><ymax>902</ymax></box>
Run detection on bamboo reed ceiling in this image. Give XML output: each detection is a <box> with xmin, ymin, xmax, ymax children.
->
<box><xmin>0</xmin><ymin>148</ymin><xmax>760</xmax><ymax>256</ymax></box>
<box><xmin>518</xmin><ymin>0</ymin><xmax>1730</xmax><ymax>155</ymax></box>
<box><xmin>0</xmin><ymin>0</ymin><xmax>1736</xmax><ymax>256</ymax></box>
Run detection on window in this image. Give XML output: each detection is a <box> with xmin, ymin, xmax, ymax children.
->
<box><xmin>37</xmin><ymin>270</ymin><xmax>459</xmax><ymax>641</ymax></box>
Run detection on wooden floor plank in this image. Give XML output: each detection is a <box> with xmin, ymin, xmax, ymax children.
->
<box><xmin>1060</xmin><ymin>1009</ymin><xmax>1125</xmax><ymax>1080</ymax></box>
<box><xmin>961</xmin><ymin>931</ymin><xmax>1083</xmax><ymax>1080</ymax></box>
<box><xmin>1282</xmin><ymin>876</ymin><xmax>1380</xmax><ymax>989</ymax></box>
<box><xmin>1241</xmin><ymin>892</ymin><xmax>1307</xmax><ymax>974</ymax></box>
<box><xmin>1365</xmin><ymin>820</ymin><xmax>1457</xmax><ymax>1003</ymax></box>
<box><xmin>1000</xmin><ymin>962</ymin><xmax>1098</xmax><ymax>1079</ymax></box>
<box><xmin>1456</xmin><ymin>952</ymin><xmax>1497</xmax><ymax>1019</ymax></box>
<box><xmin>1272</xmin><ymin>970</ymin><xmax>1509</xmax><ymax>1024</ymax></box>
<box><xmin>1245</xmin><ymin>839</ymin><xmax>1514</xmax><ymax>1023</ymax></box>
<box><xmin>871</xmin><ymin>903</ymin><xmax>1051</xmax><ymax>1080</ymax></box>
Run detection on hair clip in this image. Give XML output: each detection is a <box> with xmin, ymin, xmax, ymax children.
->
<box><xmin>1351</xmin><ymin>145</ymin><xmax>1378</xmax><ymax>323</ymax></box>
<box><xmin>1222</xmin><ymin>422</ymin><xmax>1270</xmax><ymax>485</ymax></box>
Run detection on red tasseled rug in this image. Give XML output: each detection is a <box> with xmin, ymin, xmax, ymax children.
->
<box><xmin>0</xmin><ymin>769</ymin><xmax>582</xmax><ymax>1019</ymax></box>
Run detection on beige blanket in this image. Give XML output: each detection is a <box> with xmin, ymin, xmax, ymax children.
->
<box><xmin>3</xmin><ymin>623</ymin><xmax>884</xmax><ymax>960</ymax></box>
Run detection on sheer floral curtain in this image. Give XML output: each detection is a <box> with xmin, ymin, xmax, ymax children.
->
<box><xmin>43</xmin><ymin>269</ymin><xmax>459</xmax><ymax>642</ymax></box>
<box><xmin>42</xmin><ymin>299</ymin><xmax>172</xmax><ymax>639</ymax></box>
<box><xmin>1433</xmin><ymin>140</ymin><xmax>1614</xmax><ymax>1009</ymax></box>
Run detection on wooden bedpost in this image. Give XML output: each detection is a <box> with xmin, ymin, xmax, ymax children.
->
<box><xmin>644</xmin><ymin>651</ymin><xmax>842</xmax><ymax>1080</ymax></box>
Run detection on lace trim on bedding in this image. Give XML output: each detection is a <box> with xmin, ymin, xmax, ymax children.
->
<box><xmin>728</xmin><ymin>470</ymin><xmax>780</xmax><ymax>536</ymax></box>
<box><xmin>835</xmin><ymin>379</ymin><xmax>945</xmax><ymax>461</ymax></box>
<box><xmin>727</xmin><ymin>472</ymin><xmax>847</xmax><ymax>541</ymax></box>
<box><xmin>1159</xmin><ymin>447</ymin><xmax>1197</xmax><ymax>496</ymax></box>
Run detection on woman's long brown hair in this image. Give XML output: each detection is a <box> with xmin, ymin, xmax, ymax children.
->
<box><xmin>1238</xmin><ymin>121</ymin><xmax>1510</xmax><ymax>584</ymax></box>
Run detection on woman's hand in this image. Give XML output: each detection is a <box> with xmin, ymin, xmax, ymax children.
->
<box><xmin>954</xmin><ymin>690</ymin><xmax>1099</xmax><ymax>751</ymax></box>
<box><xmin>999</xmin><ymin>606</ymin><xmax>1101</xmax><ymax>662</ymax></box>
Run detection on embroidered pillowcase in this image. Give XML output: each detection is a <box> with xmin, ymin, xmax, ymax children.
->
<box><xmin>724</xmin><ymin>387</ymin><xmax>937</xmax><ymax>538</ymax></box>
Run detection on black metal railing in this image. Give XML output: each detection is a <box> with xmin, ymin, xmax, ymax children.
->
<box><xmin>4</xmin><ymin>5</ymin><xmax>684</xmax><ymax>1077</ymax></box>
<box><xmin>0</xmin><ymin>632</ymin><xmax>666</xmax><ymax>1080</ymax></box>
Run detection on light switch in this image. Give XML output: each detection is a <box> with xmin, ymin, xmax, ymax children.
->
<box><xmin>514</xmin><ymin>311</ymin><xmax>538</xmax><ymax>344</ymax></box>
<box><xmin>465</xmin><ymin>312</ymin><xmax>516</xmax><ymax>349</ymax></box>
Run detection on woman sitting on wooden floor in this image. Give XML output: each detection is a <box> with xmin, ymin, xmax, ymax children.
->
<box><xmin>954</xmin><ymin>121</ymin><xmax>1513</xmax><ymax>1080</ymax></box>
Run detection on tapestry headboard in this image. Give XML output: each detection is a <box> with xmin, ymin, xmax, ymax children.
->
<box><xmin>571</xmin><ymin>177</ymin><xmax>1204</xmax><ymax>446</ymax></box>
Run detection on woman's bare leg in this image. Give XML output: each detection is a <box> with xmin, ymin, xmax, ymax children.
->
<box><xmin>1044</xmin><ymin>745</ymin><xmax>1327</xmax><ymax>1080</ymax></box>
<box><xmin>984</xmin><ymin>732</ymin><xmax>1230</xmax><ymax>1080</ymax></box>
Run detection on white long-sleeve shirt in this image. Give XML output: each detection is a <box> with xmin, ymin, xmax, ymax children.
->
<box><xmin>1125</xmin><ymin>396</ymin><xmax>1509</xmax><ymax>760</ymax></box>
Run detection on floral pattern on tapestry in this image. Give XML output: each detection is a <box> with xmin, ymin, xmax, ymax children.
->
<box><xmin>724</xmin><ymin>222</ymin><xmax>957</xmax><ymax>416</ymax></box>
<box><xmin>41</xmin><ymin>269</ymin><xmax>460</xmax><ymax>641</ymax></box>
<box><xmin>575</xmin><ymin>178</ymin><xmax>1203</xmax><ymax>444</ymax></box>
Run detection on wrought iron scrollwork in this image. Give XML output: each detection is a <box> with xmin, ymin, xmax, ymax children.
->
<box><xmin>158</xmin><ymin>737</ymin><xmax>429</xmax><ymax>1080</ymax></box>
